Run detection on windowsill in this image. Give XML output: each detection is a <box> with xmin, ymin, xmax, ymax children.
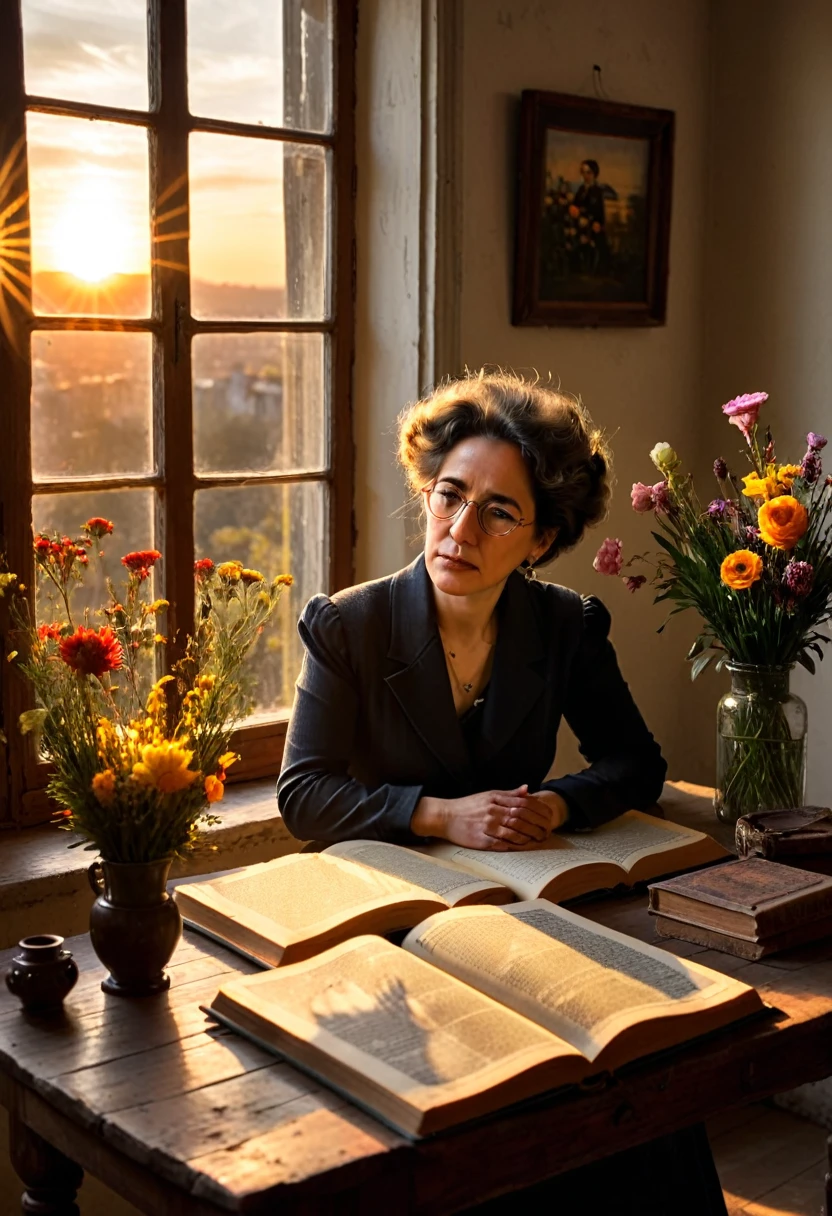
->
<box><xmin>0</xmin><ymin>778</ymin><xmax>303</xmax><ymax>950</ymax></box>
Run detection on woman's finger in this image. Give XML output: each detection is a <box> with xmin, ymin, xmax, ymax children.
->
<box><xmin>485</xmin><ymin>823</ymin><xmax>537</xmax><ymax>846</ymax></box>
<box><xmin>502</xmin><ymin>813</ymin><xmax>547</xmax><ymax>840</ymax></box>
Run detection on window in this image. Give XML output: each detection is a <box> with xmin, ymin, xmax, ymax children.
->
<box><xmin>0</xmin><ymin>0</ymin><xmax>356</xmax><ymax>824</ymax></box>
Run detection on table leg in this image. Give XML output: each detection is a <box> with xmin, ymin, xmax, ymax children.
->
<box><xmin>9</xmin><ymin>1114</ymin><xmax>84</xmax><ymax>1216</ymax></box>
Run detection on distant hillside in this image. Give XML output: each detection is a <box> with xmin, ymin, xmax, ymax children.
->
<box><xmin>32</xmin><ymin>272</ymin><xmax>287</xmax><ymax>320</ymax></box>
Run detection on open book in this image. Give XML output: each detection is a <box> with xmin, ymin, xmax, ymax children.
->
<box><xmin>207</xmin><ymin>900</ymin><xmax>763</xmax><ymax>1138</ymax></box>
<box><xmin>175</xmin><ymin>841</ymin><xmax>512</xmax><ymax>966</ymax></box>
<box><xmin>177</xmin><ymin>812</ymin><xmax>727</xmax><ymax>966</ymax></box>
<box><xmin>422</xmin><ymin>810</ymin><xmax>728</xmax><ymax>902</ymax></box>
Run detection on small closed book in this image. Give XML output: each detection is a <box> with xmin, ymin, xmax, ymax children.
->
<box><xmin>648</xmin><ymin>857</ymin><xmax>832</xmax><ymax>942</ymax></box>
<box><xmin>207</xmin><ymin>901</ymin><xmax>763</xmax><ymax>1139</ymax></box>
<box><xmin>653</xmin><ymin>911</ymin><xmax>832</xmax><ymax>961</ymax></box>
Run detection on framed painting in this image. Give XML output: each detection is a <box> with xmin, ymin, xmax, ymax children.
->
<box><xmin>512</xmin><ymin>91</ymin><xmax>675</xmax><ymax>327</ymax></box>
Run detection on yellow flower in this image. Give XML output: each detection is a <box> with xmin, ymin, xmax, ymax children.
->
<box><xmin>218</xmin><ymin>751</ymin><xmax>238</xmax><ymax>770</ymax></box>
<box><xmin>92</xmin><ymin>769</ymin><xmax>117</xmax><ymax>806</ymax></box>
<box><xmin>758</xmin><ymin>495</ymin><xmax>809</xmax><ymax>550</ymax></box>
<box><xmin>273</xmin><ymin>573</ymin><xmax>293</xmax><ymax>587</ymax></box>
<box><xmin>204</xmin><ymin>774</ymin><xmax>225</xmax><ymax>803</ymax></box>
<box><xmin>144</xmin><ymin>599</ymin><xmax>169</xmax><ymax>615</ymax></box>
<box><xmin>741</xmin><ymin>471</ymin><xmax>777</xmax><ymax>500</ymax></box>
<box><xmin>217</xmin><ymin>561</ymin><xmax>243</xmax><ymax>581</ymax></box>
<box><xmin>776</xmin><ymin>464</ymin><xmax>802</xmax><ymax>489</ymax></box>
<box><xmin>720</xmin><ymin>550</ymin><xmax>763</xmax><ymax>590</ymax></box>
<box><xmin>132</xmin><ymin>741</ymin><xmax>199</xmax><ymax>794</ymax></box>
<box><xmin>240</xmin><ymin>568</ymin><xmax>265</xmax><ymax>584</ymax></box>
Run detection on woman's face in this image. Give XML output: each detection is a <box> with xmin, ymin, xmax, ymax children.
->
<box><xmin>580</xmin><ymin>162</ymin><xmax>596</xmax><ymax>185</ymax></box>
<box><xmin>423</xmin><ymin>437</ymin><xmax>556</xmax><ymax>598</ymax></box>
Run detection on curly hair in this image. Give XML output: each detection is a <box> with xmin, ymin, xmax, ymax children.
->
<box><xmin>397</xmin><ymin>370</ymin><xmax>611</xmax><ymax>566</ymax></box>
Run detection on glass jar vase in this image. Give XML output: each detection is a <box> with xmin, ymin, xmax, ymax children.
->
<box><xmin>714</xmin><ymin>663</ymin><xmax>807</xmax><ymax>825</ymax></box>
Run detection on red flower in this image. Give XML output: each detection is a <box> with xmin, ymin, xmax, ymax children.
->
<box><xmin>121</xmin><ymin>550</ymin><xmax>161</xmax><ymax>581</ymax></box>
<box><xmin>37</xmin><ymin>623</ymin><xmax>63</xmax><ymax>642</ymax></box>
<box><xmin>194</xmin><ymin>558</ymin><xmax>215</xmax><ymax>580</ymax></box>
<box><xmin>83</xmin><ymin>517</ymin><xmax>114</xmax><ymax>539</ymax></box>
<box><xmin>59</xmin><ymin>626</ymin><xmax>123</xmax><ymax>678</ymax></box>
<box><xmin>34</xmin><ymin>536</ymin><xmax>51</xmax><ymax>559</ymax></box>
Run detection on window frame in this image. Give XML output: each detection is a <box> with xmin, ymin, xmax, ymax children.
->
<box><xmin>0</xmin><ymin>0</ymin><xmax>357</xmax><ymax>826</ymax></box>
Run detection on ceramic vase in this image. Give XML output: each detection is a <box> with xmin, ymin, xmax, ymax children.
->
<box><xmin>5</xmin><ymin>935</ymin><xmax>78</xmax><ymax>1012</ymax></box>
<box><xmin>88</xmin><ymin>858</ymin><xmax>182</xmax><ymax>997</ymax></box>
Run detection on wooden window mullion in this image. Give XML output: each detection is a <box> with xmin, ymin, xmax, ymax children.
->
<box><xmin>0</xmin><ymin>0</ymin><xmax>34</xmax><ymax>824</ymax></box>
<box><xmin>148</xmin><ymin>0</ymin><xmax>195</xmax><ymax>662</ymax></box>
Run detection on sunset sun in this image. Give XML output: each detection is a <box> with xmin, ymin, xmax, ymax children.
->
<box><xmin>50</xmin><ymin>185</ymin><xmax>132</xmax><ymax>282</ymax></box>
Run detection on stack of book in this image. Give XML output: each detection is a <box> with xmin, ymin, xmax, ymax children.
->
<box><xmin>649</xmin><ymin>857</ymin><xmax>832</xmax><ymax>960</ymax></box>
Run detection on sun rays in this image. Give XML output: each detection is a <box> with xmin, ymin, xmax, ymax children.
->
<box><xmin>0</xmin><ymin>135</ymin><xmax>31</xmax><ymax>350</ymax></box>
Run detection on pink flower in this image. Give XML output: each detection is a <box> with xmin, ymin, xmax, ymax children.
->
<box><xmin>722</xmin><ymin>392</ymin><xmax>768</xmax><ymax>443</ymax></box>
<box><xmin>652</xmin><ymin>481</ymin><xmax>672</xmax><ymax>513</ymax></box>
<box><xmin>623</xmin><ymin>575</ymin><xmax>646</xmax><ymax>593</ymax></box>
<box><xmin>593</xmin><ymin>537</ymin><xmax>623</xmax><ymax>576</ymax></box>
<box><xmin>631</xmin><ymin>483</ymin><xmax>655</xmax><ymax>513</ymax></box>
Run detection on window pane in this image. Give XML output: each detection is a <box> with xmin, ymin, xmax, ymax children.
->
<box><xmin>187</xmin><ymin>0</ymin><xmax>332</xmax><ymax>134</ymax></box>
<box><xmin>32</xmin><ymin>331</ymin><xmax>153</xmax><ymax>481</ymax></box>
<box><xmin>189</xmin><ymin>134</ymin><xmax>327</xmax><ymax>320</ymax></box>
<box><xmin>193</xmin><ymin>333</ymin><xmax>325</xmax><ymax>475</ymax></box>
<box><xmin>33</xmin><ymin>487</ymin><xmax>158</xmax><ymax>626</ymax></box>
<box><xmin>21</xmin><ymin>0</ymin><xmax>149</xmax><ymax>111</ymax></box>
<box><xmin>194</xmin><ymin>481</ymin><xmax>327</xmax><ymax>717</ymax></box>
<box><xmin>27</xmin><ymin>113</ymin><xmax>151</xmax><ymax>317</ymax></box>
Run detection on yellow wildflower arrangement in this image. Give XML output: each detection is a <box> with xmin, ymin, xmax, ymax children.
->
<box><xmin>3</xmin><ymin>530</ymin><xmax>292</xmax><ymax>862</ymax></box>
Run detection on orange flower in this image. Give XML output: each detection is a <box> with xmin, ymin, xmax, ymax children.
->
<box><xmin>758</xmin><ymin>495</ymin><xmax>809</xmax><ymax>550</ymax></box>
<box><xmin>720</xmin><ymin>550</ymin><xmax>763</xmax><ymax>590</ymax></box>
<box><xmin>83</xmin><ymin>517</ymin><xmax>114</xmax><ymax>539</ymax></box>
<box><xmin>60</xmin><ymin>626</ymin><xmax>123</xmax><ymax>678</ymax></box>
<box><xmin>204</xmin><ymin>774</ymin><xmax>225</xmax><ymax>803</ymax></box>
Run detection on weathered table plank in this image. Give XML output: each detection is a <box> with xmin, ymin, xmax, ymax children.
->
<box><xmin>2</xmin><ymin>785</ymin><xmax>832</xmax><ymax>1214</ymax></box>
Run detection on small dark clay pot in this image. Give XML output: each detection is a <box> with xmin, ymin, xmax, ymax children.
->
<box><xmin>88</xmin><ymin>858</ymin><xmax>182</xmax><ymax>998</ymax></box>
<box><xmin>5</xmin><ymin>935</ymin><xmax>79</xmax><ymax>1012</ymax></box>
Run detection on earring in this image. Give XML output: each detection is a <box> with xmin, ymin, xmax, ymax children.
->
<box><xmin>523</xmin><ymin>562</ymin><xmax>537</xmax><ymax>582</ymax></box>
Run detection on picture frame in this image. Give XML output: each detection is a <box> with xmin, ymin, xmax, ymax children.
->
<box><xmin>512</xmin><ymin>90</ymin><xmax>675</xmax><ymax>327</ymax></box>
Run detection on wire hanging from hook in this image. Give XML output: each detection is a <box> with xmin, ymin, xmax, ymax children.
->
<box><xmin>592</xmin><ymin>64</ymin><xmax>612</xmax><ymax>101</ymax></box>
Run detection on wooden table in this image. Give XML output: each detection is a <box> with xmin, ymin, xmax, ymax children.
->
<box><xmin>3</xmin><ymin>789</ymin><xmax>832</xmax><ymax>1215</ymax></box>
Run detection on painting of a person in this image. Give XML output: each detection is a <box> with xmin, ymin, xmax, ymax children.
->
<box><xmin>572</xmin><ymin>158</ymin><xmax>610</xmax><ymax>274</ymax></box>
<box><xmin>277</xmin><ymin>370</ymin><xmax>727</xmax><ymax>1214</ymax></box>
<box><xmin>537</xmin><ymin>131</ymin><xmax>648</xmax><ymax>305</ymax></box>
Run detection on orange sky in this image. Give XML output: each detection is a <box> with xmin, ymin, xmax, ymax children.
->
<box><xmin>20</xmin><ymin>0</ymin><xmax>329</xmax><ymax>289</ymax></box>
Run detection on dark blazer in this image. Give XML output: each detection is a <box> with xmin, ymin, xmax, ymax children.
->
<box><xmin>277</xmin><ymin>554</ymin><xmax>667</xmax><ymax>844</ymax></box>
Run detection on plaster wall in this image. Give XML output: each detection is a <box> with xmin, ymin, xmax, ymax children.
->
<box><xmin>456</xmin><ymin>0</ymin><xmax>716</xmax><ymax>781</ymax></box>
<box><xmin>703</xmin><ymin>0</ymin><xmax>832</xmax><ymax>805</ymax></box>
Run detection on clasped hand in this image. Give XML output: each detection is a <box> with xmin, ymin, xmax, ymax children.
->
<box><xmin>412</xmin><ymin>785</ymin><xmax>568</xmax><ymax>850</ymax></box>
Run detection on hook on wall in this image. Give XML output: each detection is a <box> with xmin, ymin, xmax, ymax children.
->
<box><xmin>592</xmin><ymin>64</ymin><xmax>612</xmax><ymax>101</ymax></box>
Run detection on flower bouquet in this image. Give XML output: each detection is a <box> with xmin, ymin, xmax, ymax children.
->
<box><xmin>593</xmin><ymin>393</ymin><xmax>832</xmax><ymax>823</ymax></box>
<box><xmin>2</xmin><ymin>520</ymin><xmax>292</xmax><ymax>994</ymax></box>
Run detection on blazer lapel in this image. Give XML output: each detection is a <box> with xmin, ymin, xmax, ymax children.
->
<box><xmin>481</xmin><ymin>571</ymin><xmax>547</xmax><ymax>755</ymax></box>
<box><xmin>384</xmin><ymin>556</ymin><xmax>470</xmax><ymax>781</ymax></box>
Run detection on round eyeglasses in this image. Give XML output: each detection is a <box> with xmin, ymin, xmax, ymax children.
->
<box><xmin>422</xmin><ymin>485</ymin><xmax>534</xmax><ymax>537</ymax></box>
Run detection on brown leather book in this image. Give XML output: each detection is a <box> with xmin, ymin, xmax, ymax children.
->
<box><xmin>648</xmin><ymin>857</ymin><xmax>832</xmax><ymax>939</ymax></box>
<box><xmin>653</xmin><ymin>911</ymin><xmax>832</xmax><ymax>960</ymax></box>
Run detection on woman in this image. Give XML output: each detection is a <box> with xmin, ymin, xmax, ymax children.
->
<box><xmin>277</xmin><ymin>371</ymin><xmax>726</xmax><ymax>1215</ymax></box>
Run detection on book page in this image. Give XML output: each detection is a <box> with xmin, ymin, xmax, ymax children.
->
<box><xmin>325</xmin><ymin>840</ymin><xmax>509</xmax><ymax>904</ymax></box>
<box><xmin>557</xmin><ymin>811</ymin><xmax>708</xmax><ymax>873</ymax></box>
<box><xmin>424</xmin><ymin>837</ymin><xmax>597</xmax><ymax>899</ymax></box>
<box><xmin>186</xmin><ymin>854</ymin><xmax>440</xmax><ymax>933</ymax></box>
<box><xmin>405</xmin><ymin>902</ymin><xmax>723</xmax><ymax>1061</ymax></box>
<box><xmin>211</xmin><ymin>936</ymin><xmax>582</xmax><ymax>1120</ymax></box>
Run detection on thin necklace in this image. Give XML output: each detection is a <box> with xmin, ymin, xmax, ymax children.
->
<box><xmin>439</xmin><ymin>627</ymin><xmax>494</xmax><ymax>696</ymax></box>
